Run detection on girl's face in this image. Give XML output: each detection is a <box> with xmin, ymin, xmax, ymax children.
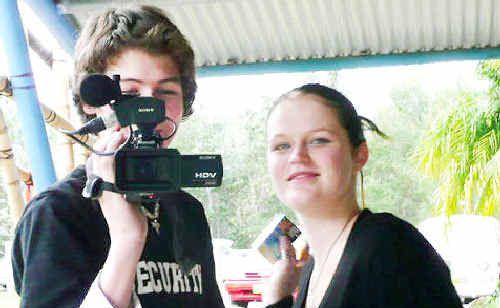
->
<box><xmin>86</xmin><ymin>48</ymin><xmax>184</xmax><ymax>148</ymax></box>
<box><xmin>266</xmin><ymin>93</ymin><xmax>367</xmax><ymax>214</ymax></box>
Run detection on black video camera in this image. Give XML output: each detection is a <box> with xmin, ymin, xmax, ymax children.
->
<box><xmin>79</xmin><ymin>74</ymin><xmax>223</xmax><ymax>199</ymax></box>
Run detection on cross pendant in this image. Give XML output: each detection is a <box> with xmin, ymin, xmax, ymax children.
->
<box><xmin>151</xmin><ymin>219</ymin><xmax>160</xmax><ymax>235</ymax></box>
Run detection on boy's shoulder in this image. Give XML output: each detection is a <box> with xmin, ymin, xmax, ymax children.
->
<box><xmin>18</xmin><ymin>165</ymin><xmax>97</xmax><ymax>227</ymax></box>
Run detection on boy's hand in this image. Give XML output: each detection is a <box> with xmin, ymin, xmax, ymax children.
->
<box><xmin>86</xmin><ymin>129</ymin><xmax>148</xmax><ymax>243</ymax></box>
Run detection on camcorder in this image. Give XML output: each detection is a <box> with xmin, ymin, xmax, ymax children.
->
<box><xmin>78</xmin><ymin>74</ymin><xmax>223</xmax><ymax>200</ymax></box>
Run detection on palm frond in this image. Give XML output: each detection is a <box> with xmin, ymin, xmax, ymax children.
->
<box><xmin>415</xmin><ymin>64</ymin><xmax>499</xmax><ymax>217</ymax></box>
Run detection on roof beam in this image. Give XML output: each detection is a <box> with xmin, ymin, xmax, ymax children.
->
<box><xmin>23</xmin><ymin>0</ymin><xmax>78</xmax><ymax>56</ymax></box>
<box><xmin>198</xmin><ymin>47</ymin><xmax>500</xmax><ymax>77</ymax></box>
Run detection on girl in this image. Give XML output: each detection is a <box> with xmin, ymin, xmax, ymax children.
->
<box><xmin>263</xmin><ymin>84</ymin><xmax>462</xmax><ymax>308</ymax></box>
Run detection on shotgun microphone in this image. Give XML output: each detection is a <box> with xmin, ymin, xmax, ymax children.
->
<box><xmin>73</xmin><ymin>74</ymin><xmax>122</xmax><ymax>135</ymax></box>
<box><xmin>79</xmin><ymin>74</ymin><xmax>121</xmax><ymax>107</ymax></box>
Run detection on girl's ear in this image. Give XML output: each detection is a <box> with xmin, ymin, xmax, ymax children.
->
<box><xmin>81</xmin><ymin>102</ymin><xmax>98</xmax><ymax>116</ymax></box>
<box><xmin>353</xmin><ymin>142</ymin><xmax>369</xmax><ymax>172</ymax></box>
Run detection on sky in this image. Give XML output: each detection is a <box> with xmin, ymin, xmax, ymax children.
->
<box><xmin>194</xmin><ymin>60</ymin><xmax>488</xmax><ymax>121</ymax></box>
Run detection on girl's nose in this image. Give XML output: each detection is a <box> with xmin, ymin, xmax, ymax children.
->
<box><xmin>288</xmin><ymin>143</ymin><xmax>310</xmax><ymax>163</ymax></box>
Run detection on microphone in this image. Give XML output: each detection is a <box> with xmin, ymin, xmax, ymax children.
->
<box><xmin>72</xmin><ymin>112</ymin><xmax>119</xmax><ymax>135</ymax></box>
<box><xmin>79</xmin><ymin>74</ymin><xmax>121</xmax><ymax>107</ymax></box>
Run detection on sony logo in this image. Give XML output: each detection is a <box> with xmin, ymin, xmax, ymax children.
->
<box><xmin>195</xmin><ymin>172</ymin><xmax>217</xmax><ymax>179</ymax></box>
<box><xmin>138</xmin><ymin>108</ymin><xmax>154</xmax><ymax>113</ymax></box>
<box><xmin>200</xmin><ymin>156</ymin><xmax>216</xmax><ymax>160</ymax></box>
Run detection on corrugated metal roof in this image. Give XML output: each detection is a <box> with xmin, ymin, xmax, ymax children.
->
<box><xmin>59</xmin><ymin>0</ymin><xmax>500</xmax><ymax>68</ymax></box>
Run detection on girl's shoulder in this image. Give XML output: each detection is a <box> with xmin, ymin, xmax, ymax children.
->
<box><xmin>352</xmin><ymin>209</ymin><xmax>432</xmax><ymax>254</ymax></box>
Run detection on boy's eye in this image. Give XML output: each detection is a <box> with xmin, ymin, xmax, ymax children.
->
<box><xmin>121</xmin><ymin>90</ymin><xmax>139</xmax><ymax>96</ymax></box>
<box><xmin>120</xmin><ymin>89</ymin><xmax>178</xmax><ymax>96</ymax></box>
<box><xmin>155</xmin><ymin>89</ymin><xmax>178</xmax><ymax>96</ymax></box>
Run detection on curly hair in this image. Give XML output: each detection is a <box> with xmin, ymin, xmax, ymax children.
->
<box><xmin>73</xmin><ymin>5</ymin><xmax>196</xmax><ymax>122</ymax></box>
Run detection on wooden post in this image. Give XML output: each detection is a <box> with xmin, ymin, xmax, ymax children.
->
<box><xmin>4</xmin><ymin>96</ymin><xmax>94</xmax><ymax>172</ymax></box>
<box><xmin>39</xmin><ymin>103</ymin><xmax>95</xmax><ymax>145</ymax></box>
<box><xmin>0</xmin><ymin>76</ymin><xmax>12</xmax><ymax>97</ymax></box>
<box><xmin>16</xmin><ymin>165</ymin><xmax>33</xmax><ymax>202</ymax></box>
<box><xmin>51</xmin><ymin>52</ymin><xmax>75</xmax><ymax>178</ymax></box>
<box><xmin>0</xmin><ymin>106</ymin><xmax>25</xmax><ymax>224</ymax></box>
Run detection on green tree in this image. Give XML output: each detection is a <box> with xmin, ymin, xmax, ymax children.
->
<box><xmin>363</xmin><ymin>84</ymin><xmax>444</xmax><ymax>224</ymax></box>
<box><xmin>415</xmin><ymin>60</ymin><xmax>499</xmax><ymax>217</ymax></box>
<box><xmin>172</xmin><ymin>98</ymin><xmax>294</xmax><ymax>248</ymax></box>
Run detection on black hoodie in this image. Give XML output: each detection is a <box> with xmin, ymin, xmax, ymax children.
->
<box><xmin>12</xmin><ymin>165</ymin><xmax>223</xmax><ymax>308</ymax></box>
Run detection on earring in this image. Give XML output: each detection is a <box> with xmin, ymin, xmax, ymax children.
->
<box><xmin>360</xmin><ymin>170</ymin><xmax>366</xmax><ymax>209</ymax></box>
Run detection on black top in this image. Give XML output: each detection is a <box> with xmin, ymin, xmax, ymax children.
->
<box><xmin>268</xmin><ymin>210</ymin><xmax>463</xmax><ymax>308</ymax></box>
<box><xmin>11</xmin><ymin>166</ymin><xmax>224</xmax><ymax>308</ymax></box>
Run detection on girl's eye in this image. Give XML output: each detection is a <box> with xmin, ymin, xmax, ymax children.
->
<box><xmin>310</xmin><ymin>137</ymin><xmax>330</xmax><ymax>144</ymax></box>
<box><xmin>272</xmin><ymin>143</ymin><xmax>290</xmax><ymax>151</ymax></box>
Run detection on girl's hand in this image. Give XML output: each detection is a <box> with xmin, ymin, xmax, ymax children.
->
<box><xmin>263</xmin><ymin>236</ymin><xmax>310</xmax><ymax>305</ymax></box>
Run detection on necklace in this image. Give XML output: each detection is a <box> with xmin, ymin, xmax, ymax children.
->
<box><xmin>140</xmin><ymin>199</ymin><xmax>161</xmax><ymax>235</ymax></box>
<box><xmin>306</xmin><ymin>213</ymin><xmax>358</xmax><ymax>308</ymax></box>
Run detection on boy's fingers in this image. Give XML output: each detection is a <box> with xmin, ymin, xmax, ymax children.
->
<box><xmin>105</xmin><ymin>131</ymin><xmax>127</xmax><ymax>152</ymax></box>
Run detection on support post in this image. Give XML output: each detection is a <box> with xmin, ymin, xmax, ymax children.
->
<box><xmin>23</xmin><ymin>0</ymin><xmax>77</xmax><ymax>56</ymax></box>
<box><xmin>0</xmin><ymin>0</ymin><xmax>57</xmax><ymax>192</ymax></box>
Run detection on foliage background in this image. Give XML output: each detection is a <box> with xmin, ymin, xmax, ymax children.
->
<box><xmin>171</xmin><ymin>60</ymin><xmax>498</xmax><ymax>248</ymax></box>
<box><xmin>415</xmin><ymin>61</ymin><xmax>499</xmax><ymax>217</ymax></box>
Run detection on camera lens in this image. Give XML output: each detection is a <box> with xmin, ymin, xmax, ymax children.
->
<box><xmin>134</xmin><ymin>159</ymin><xmax>156</xmax><ymax>180</ymax></box>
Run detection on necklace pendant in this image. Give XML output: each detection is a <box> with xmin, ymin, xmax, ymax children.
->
<box><xmin>139</xmin><ymin>197</ymin><xmax>161</xmax><ymax>236</ymax></box>
<box><xmin>151</xmin><ymin>219</ymin><xmax>160</xmax><ymax>235</ymax></box>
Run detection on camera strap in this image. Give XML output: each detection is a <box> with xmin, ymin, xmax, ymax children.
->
<box><xmin>140</xmin><ymin>197</ymin><xmax>161</xmax><ymax>235</ymax></box>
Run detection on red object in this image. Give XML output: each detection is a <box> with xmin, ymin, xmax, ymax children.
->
<box><xmin>223</xmin><ymin>272</ymin><xmax>269</xmax><ymax>303</ymax></box>
<box><xmin>25</xmin><ymin>184</ymin><xmax>33</xmax><ymax>202</ymax></box>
